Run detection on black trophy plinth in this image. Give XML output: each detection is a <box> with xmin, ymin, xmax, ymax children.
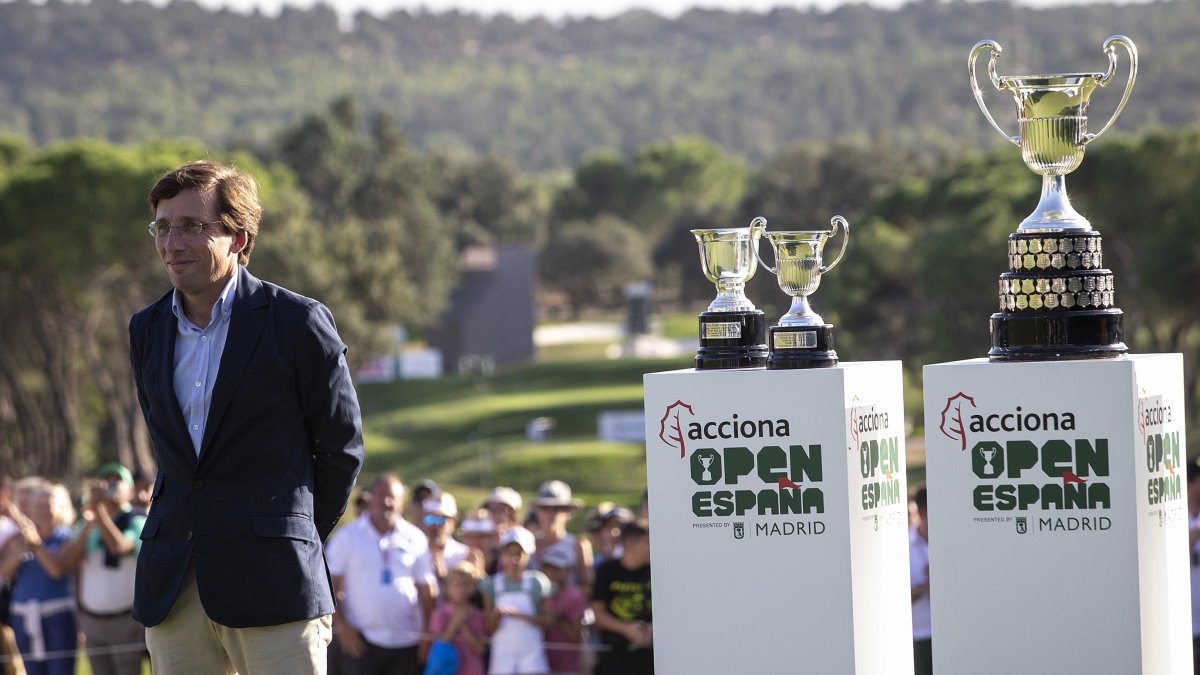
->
<box><xmin>767</xmin><ymin>324</ymin><xmax>837</xmax><ymax>369</ymax></box>
<box><xmin>696</xmin><ymin>311</ymin><xmax>768</xmax><ymax>370</ymax></box>
<box><xmin>989</xmin><ymin>231</ymin><xmax>1127</xmax><ymax>361</ymax></box>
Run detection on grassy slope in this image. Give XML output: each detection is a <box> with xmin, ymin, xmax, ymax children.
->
<box><xmin>356</xmin><ymin>356</ymin><xmax>693</xmax><ymax>512</ymax></box>
<box><xmin>355</xmin><ymin>348</ymin><xmax>928</xmax><ymax>515</ymax></box>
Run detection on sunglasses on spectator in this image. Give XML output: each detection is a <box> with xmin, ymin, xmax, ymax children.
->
<box><xmin>424</xmin><ymin>514</ymin><xmax>448</xmax><ymax>526</ymax></box>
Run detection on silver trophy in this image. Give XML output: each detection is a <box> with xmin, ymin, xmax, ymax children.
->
<box><xmin>970</xmin><ymin>36</ymin><xmax>1135</xmax><ymax>360</ymax></box>
<box><xmin>755</xmin><ymin>216</ymin><xmax>849</xmax><ymax>369</ymax></box>
<box><xmin>970</xmin><ymin>35</ymin><xmax>1137</xmax><ymax>232</ymax></box>
<box><xmin>690</xmin><ymin>219</ymin><xmax>769</xmax><ymax>369</ymax></box>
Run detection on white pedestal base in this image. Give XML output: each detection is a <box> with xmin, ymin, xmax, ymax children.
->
<box><xmin>923</xmin><ymin>354</ymin><xmax>1190</xmax><ymax>674</ymax></box>
<box><xmin>643</xmin><ymin>362</ymin><xmax>914</xmax><ymax>674</ymax></box>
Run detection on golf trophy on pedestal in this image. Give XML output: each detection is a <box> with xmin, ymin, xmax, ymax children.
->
<box><xmin>970</xmin><ymin>35</ymin><xmax>1137</xmax><ymax>360</ymax></box>
<box><xmin>755</xmin><ymin>215</ymin><xmax>849</xmax><ymax>369</ymax></box>
<box><xmin>691</xmin><ymin>219</ymin><xmax>769</xmax><ymax>369</ymax></box>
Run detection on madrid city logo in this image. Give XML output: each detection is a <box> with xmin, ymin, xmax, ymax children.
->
<box><xmin>939</xmin><ymin>392</ymin><xmax>977</xmax><ymax>451</ymax></box>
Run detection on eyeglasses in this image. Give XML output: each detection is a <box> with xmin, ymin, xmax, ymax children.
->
<box><xmin>147</xmin><ymin>218</ymin><xmax>225</xmax><ymax>238</ymax></box>
<box><xmin>423</xmin><ymin>514</ymin><xmax>447</xmax><ymax>527</ymax></box>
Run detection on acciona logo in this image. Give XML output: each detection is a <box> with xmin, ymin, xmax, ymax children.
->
<box><xmin>658</xmin><ymin>401</ymin><xmax>792</xmax><ymax>459</ymax></box>
<box><xmin>940</xmin><ymin>391</ymin><xmax>1077</xmax><ymax>451</ymax></box>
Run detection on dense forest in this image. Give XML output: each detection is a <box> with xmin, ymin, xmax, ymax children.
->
<box><xmin>0</xmin><ymin>0</ymin><xmax>1197</xmax><ymax>170</ymax></box>
<box><xmin>5</xmin><ymin>0</ymin><xmax>1200</xmax><ymax>475</ymax></box>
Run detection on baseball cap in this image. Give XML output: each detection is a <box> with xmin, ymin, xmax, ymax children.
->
<box><xmin>533</xmin><ymin>480</ymin><xmax>583</xmax><ymax>510</ymax></box>
<box><xmin>498</xmin><ymin>526</ymin><xmax>536</xmax><ymax>554</ymax></box>
<box><xmin>485</xmin><ymin>486</ymin><xmax>523</xmax><ymax>511</ymax></box>
<box><xmin>460</xmin><ymin>510</ymin><xmax>496</xmax><ymax>534</ymax></box>
<box><xmin>423</xmin><ymin>492</ymin><xmax>458</xmax><ymax>518</ymax></box>
<box><xmin>96</xmin><ymin>463</ymin><xmax>133</xmax><ymax>488</ymax></box>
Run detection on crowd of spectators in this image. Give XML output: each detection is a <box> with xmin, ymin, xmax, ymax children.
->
<box><xmin>0</xmin><ymin>468</ymin><xmax>654</xmax><ymax>675</ymax></box>
<box><xmin>326</xmin><ymin>476</ymin><xmax>653</xmax><ymax>675</ymax></box>
<box><xmin>0</xmin><ymin>466</ymin><xmax>152</xmax><ymax>675</ymax></box>
<box><xmin>9</xmin><ymin>465</ymin><xmax>1199</xmax><ymax>674</ymax></box>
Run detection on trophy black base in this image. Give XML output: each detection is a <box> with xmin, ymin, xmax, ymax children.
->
<box><xmin>767</xmin><ymin>324</ymin><xmax>837</xmax><ymax>370</ymax></box>
<box><xmin>989</xmin><ymin>308</ymin><xmax>1127</xmax><ymax>361</ymax></box>
<box><xmin>695</xmin><ymin>311</ymin><xmax>768</xmax><ymax>370</ymax></box>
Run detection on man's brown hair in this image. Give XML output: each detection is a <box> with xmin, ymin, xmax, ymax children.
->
<box><xmin>149</xmin><ymin>160</ymin><xmax>262</xmax><ymax>265</ymax></box>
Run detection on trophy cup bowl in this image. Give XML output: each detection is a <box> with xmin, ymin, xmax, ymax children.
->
<box><xmin>755</xmin><ymin>216</ymin><xmax>849</xmax><ymax>369</ymax></box>
<box><xmin>690</xmin><ymin>218</ymin><xmax>769</xmax><ymax>370</ymax></box>
<box><xmin>970</xmin><ymin>35</ymin><xmax>1137</xmax><ymax>233</ymax></box>
<box><xmin>969</xmin><ymin>36</ymin><xmax>1135</xmax><ymax>361</ymax></box>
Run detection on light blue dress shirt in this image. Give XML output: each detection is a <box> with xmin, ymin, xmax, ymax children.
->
<box><xmin>172</xmin><ymin>273</ymin><xmax>237</xmax><ymax>456</ymax></box>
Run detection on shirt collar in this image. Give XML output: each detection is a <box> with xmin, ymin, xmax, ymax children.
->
<box><xmin>171</xmin><ymin>270</ymin><xmax>239</xmax><ymax>329</ymax></box>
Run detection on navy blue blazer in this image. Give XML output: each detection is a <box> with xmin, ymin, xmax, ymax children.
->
<box><xmin>128</xmin><ymin>266</ymin><xmax>364</xmax><ymax>628</ymax></box>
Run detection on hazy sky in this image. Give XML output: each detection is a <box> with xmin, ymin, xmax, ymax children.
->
<box><xmin>187</xmin><ymin>0</ymin><xmax>1136</xmax><ymax>21</ymax></box>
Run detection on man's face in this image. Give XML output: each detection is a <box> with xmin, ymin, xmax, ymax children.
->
<box><xmin>423</xmin><ymin>512</ymin><xmax>456</xmax><ymax>544</ymax></box>
<box><xmin>100</xmin><ymin>475</ymin><xmax>132</xmax><ymax>506</ymax></box>
<box><xmin>154</xmin><ymin>188</ymin><xmax>242</xmax><ymax>301</ymax></box>
<box><xmin>486</xmin><ymin>502</ymin><xmax>516</xmax><ymax>529</ymax></box>
<box><xmin>369</xmin><ymin>480</ymin><xmax>405</xmax><ymax>525</ymax></box>
<box><xmin>622</xmin><ymin>533</ymin><xmax>650</xmax><ymax>565</ymax></box>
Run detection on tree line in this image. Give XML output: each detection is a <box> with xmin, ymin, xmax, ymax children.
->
<box><xmin>0</xmin><ymin>0</ymin><xmax>1198</xmax><ymax>170</ymax></box>
<box><xmin>3</xmin><ymin>90</ymin><xmax>1200</xmax><ymax>477</ymax></box>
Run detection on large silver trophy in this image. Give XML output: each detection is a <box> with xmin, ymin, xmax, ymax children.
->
<box><xmin>969</xmin><ymin>35</ymin><xmax>1136</xmax><ymax>360</ymax></box>
<box><xmin>755</xmin><ymin>216</ymin><xmax>849</xmax><ymax>369</ymax></box>
<box><xmin>691</xmin><ymin>219</ymin><xmax>769</xmax><ymax>369</ymax></box>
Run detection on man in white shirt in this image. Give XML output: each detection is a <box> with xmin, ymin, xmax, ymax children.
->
<box><xmin>326</xmin><ymin>475</ymin><xmax>437</xmax><ymax>675</ymax></box>
<box><xmin>910</xmin><ymin>487</ymin><xmax>931</xmax><ymax>675</ymax></box>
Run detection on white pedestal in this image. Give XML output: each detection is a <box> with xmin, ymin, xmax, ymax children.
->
<box><xmin>922</xmin><ymin>354</ymin><xmax>1190</xmax><ymax>675</ymax></box>
<box><xmin>643</xmin><ymin>362</ymin><xmax>914</xmax><ymax>674</ymax></box>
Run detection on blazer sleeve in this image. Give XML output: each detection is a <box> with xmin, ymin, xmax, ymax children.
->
<box><xmin>296</xmin><ymin>302</ymin><xmax>365</xmax><ymax>541</ymax></box>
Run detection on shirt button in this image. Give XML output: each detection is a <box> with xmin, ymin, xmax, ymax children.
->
<box><xmin>193</xmin><ymin>480</ymin><xmax>204</xmax><ymax>490</ymax></box>
<box><xmin>195</xmin><ymin>380</ymin><xmax>202</xmax><ymax>387</ymax></box>
<box><xmin>186</xmin><ymin>530</ymin><xmax>193</xmax><ymax>541</ymax></box>
<box><xmin>201</xmin><ymin>336</ymin><xmax>208</xmax><ymax>342</ymax></box>
<box><xmin>192</xmin><ymin>424</ymin><xmax>199</xmax><ymax>431</ymax></box>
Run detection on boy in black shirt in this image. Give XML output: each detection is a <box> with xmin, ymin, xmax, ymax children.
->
<box><xmin>591</xmin><ymin>518</ymin><xmax>653</xmax><ymax>674</ymax></box>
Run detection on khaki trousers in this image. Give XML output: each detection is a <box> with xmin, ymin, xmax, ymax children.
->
<box><xmin>145</xmin><ymin>565</ymin><xmax>332</xmax><ymax>675</ymax></box>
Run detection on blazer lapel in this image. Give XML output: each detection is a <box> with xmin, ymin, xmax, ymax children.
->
<box><xmin>151</xmin><ymin>295</ymin><xmax>198</xmax><ymax>469</ymax></box>
<box><xmin>198</xmin><ymin>266</ymin><xmax>268</xmax><ymax>461</ymax></box>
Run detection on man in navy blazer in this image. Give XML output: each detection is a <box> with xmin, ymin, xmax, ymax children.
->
<box><xmin>129</xmin><ymin>160</ymin><xmax>364</xmax><ymax>674</ymax></box>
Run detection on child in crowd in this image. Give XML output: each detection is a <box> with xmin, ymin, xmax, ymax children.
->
<box><xmin>426</xmin><ymin>561</ymin><xmax>487</xmax><ymax>675</ymax></box>
<box><xmin>480</xmin><ymin>527</ymin><xmax>552</xmax><ymax>675</ymax></box>
<box><xmin>539</xmin><ymin>547</ymin><xmax>587</xmax><ymax>675</ymax></box>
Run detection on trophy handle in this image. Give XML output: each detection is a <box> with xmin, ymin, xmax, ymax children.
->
<box><xmin>820</xmin><ymin>215</ymin><xmax>850</xmax><ymax>273</ymax></box>
<box><xmin>750</xmin><ymin>216</ymin><xmax>777</xmax><ymax>275</ymax></box>
<box><xmin>969</xmin><ymin>40</ymin><xmax>1019</xmax><ymax>146</ymax></box>
<box><xmin>1085</xmin><ymin>35</ymin><xmax>1138</xmax><ymax>144</ymax></box>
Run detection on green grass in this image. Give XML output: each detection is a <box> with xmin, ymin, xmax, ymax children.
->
<box><xmin>357</xmin><ymin>329</ymin><xmax>929</xmax><ymax>519</ymax></box>
<box><xmin>357</xmin><ymin>356</ymin><xmax>691</xmax><ymax>510</ymax></box>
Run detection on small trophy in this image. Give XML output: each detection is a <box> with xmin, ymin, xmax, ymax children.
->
<box><xmin>970</xmin><ymin>35</ymin><xmax>1136</xmax><ymax>361</ymax></box>
<box><xmin>691</xmin><ymin>219</ymin><xmax>769</xmax><ymax>370</ymax></box>
<box><xmin>755</xmin><ymin>216</ymin><xmax>849</xmax><ymax>369</ymax></box>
